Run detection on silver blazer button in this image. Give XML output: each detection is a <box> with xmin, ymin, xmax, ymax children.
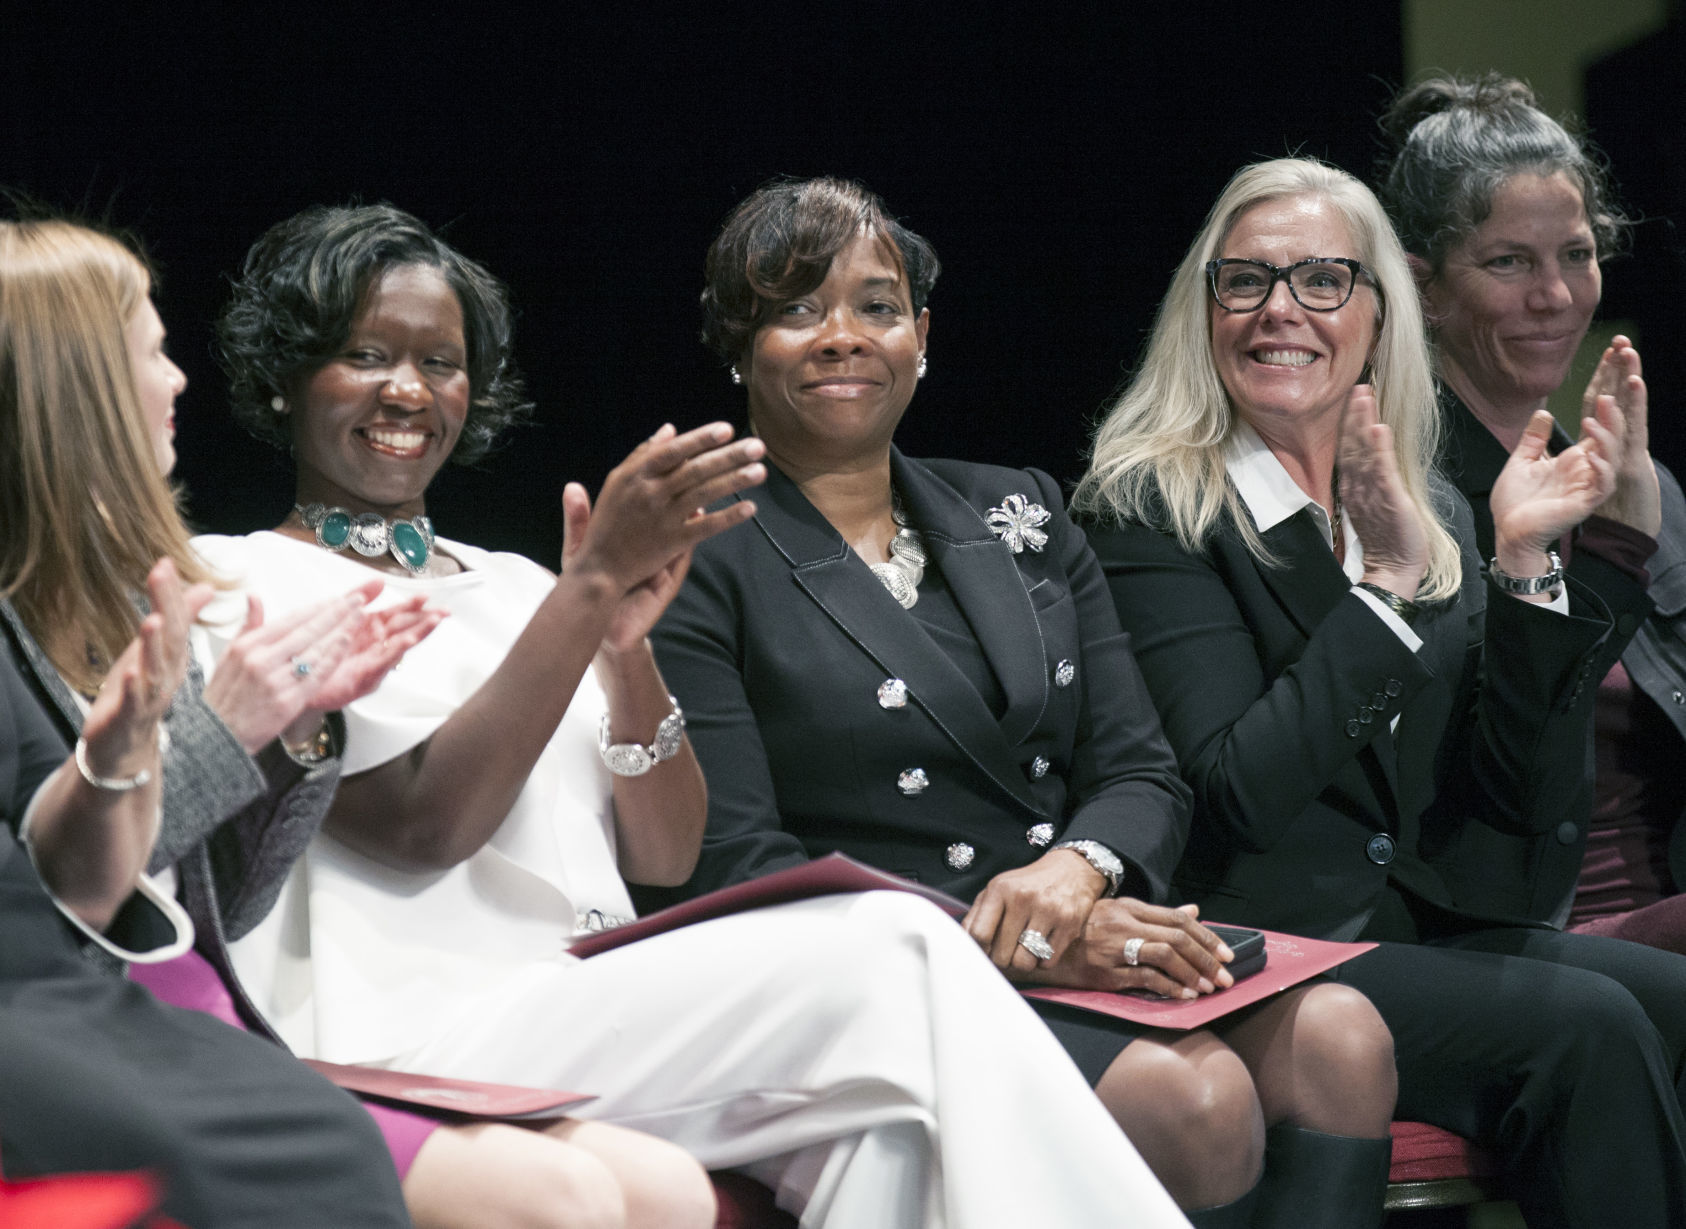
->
<box><xmin>1054</xmin><ymin>660</ymin><xmax>1075</xmax><ymax>687</ymax></box>
<box><xmin>898</xmin><ymin>768</ymin><xmax>930</xmax><ymax>796</ymax></box>
<box><xmin>878</xmin><ymin>678</ymin><xmax>909</xmax><ymax>709</ymax></box>
<box><xmin>945</xmin><ymin>842</ymin><xmax>976</xmax><ymax>871</ymax></box>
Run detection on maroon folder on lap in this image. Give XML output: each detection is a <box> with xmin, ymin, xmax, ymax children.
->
<box><xmin>568</xmin><ymin>852</ymin><xmax>969</xmax><ymax>958</ymax></box>
<box><xmin>571</xmin><ymin>852</ymin><xmax>1374</xmax><ymax>1031</ymax></box>
<box><xmin>1021</xmin><ymin>929</ymin><xmax>1376</xmax><ymax>1030</ymax></box>
<box><xmin>303</xmin><ymin>1059</ymin><xmax>595</xmax><ymax>1120</ymax></box>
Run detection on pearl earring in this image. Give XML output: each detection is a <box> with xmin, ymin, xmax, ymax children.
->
<box><xmin>271</xmin><ymin>395</ymin><xmax>287</xmax><ymax>413</ymax></box>
<box><xmin>729</xmin><ymin>366</ymin><xmax>743</xmax><ymax>386</ymax></box>
<box><xmin>916</xmin><ymin>355</ymin><xmax>928</xmax><ymax>379</ymax></box>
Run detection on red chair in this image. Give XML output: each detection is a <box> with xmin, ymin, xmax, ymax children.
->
<box><xmin>1385</xmin><ymin>1121</ymin><xmax>1515</xmax><ymax>1221</ymax></box>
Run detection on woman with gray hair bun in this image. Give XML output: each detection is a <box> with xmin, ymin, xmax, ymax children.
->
<box><xmin>1079</xmin><ymin>154</ymin><xmax>1686</xmax><ymax>1228</ymax></box>
<box><xmin>1379</xmin><ymin>74</ymin><xmax>1686</xmax><ymax>953</ymax></box>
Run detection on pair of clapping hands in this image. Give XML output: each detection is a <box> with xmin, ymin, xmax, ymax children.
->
<box><xmin>1345</xmin><ymin>336</ymin><xmax>1655</xmax><ymax>604</ymax></box>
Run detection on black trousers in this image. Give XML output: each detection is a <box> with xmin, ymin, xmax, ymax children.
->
<box><xmin>1332</xmin><ymin>920</ymin><xmax>1686</xmax><ymax>1229</ymax></box>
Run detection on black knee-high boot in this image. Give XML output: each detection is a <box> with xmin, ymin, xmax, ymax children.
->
<box><xmin>1186</xmin><ymin>1181</ymin><xmax>1260</xmax><ymax>1228</ymax></box>
<box><xmin>1253</xmin><ymin>1124</ymin><xmax>1392</xmax><ymax>1229</ymax></box>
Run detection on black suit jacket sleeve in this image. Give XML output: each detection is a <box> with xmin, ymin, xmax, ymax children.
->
<box><xmin>1086</xmin><ymin>486</ymin><xmax>1622</xmax><ymax>937</ymax></box>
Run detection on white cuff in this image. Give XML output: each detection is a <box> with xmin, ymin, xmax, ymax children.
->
<box><xmin>19</xmin><ymin>782</ymin><xmax>194</xmax><ymax>965</ymax></box>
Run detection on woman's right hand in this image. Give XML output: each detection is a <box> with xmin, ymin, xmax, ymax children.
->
<box><xmin>1338</xmin><ymin>384</ymin><xmax>1430</xmax><ymax>600</ymax></box>
<box><xmin>563</xmin><ymin>423</ymin><xmax>766</xmax><ymax>611</ymax></box>
<box><xmin>1582</xmin><ymin>336</ymin><xmax>1661</xmax><ymax>536</ymax></box>
<box><xmin>203</xmin><ymin>582</ymin><xmax>441</xmax><ymax>754</ymax></box>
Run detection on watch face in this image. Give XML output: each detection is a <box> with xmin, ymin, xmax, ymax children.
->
<box><xmin>604</xmin><ymin>744</ymin><xmax>654</xmax><ymax>777</ymax></box>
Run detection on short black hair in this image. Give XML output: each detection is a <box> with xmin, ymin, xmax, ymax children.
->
<box><xmin>219</xmin><ymin>203</ymin><xmax>530</xmax><ymax>464</ymax></box>
<box><xmin>700</xmin><ymin>177</ymin><xmax>939</xmax><ymax>364</ymax></box>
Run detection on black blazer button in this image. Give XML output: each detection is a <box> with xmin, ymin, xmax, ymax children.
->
<box><xmin>1365</xmin><ymin>834</ymin><xmax>1396</xmax><ymax>865</ymax></box>
<box><xmin>1345</xmin><ymin>719</ymin><xmax>1362</xmax><ymax>738</ymax></box>
<box><xmin>1555</xmin><ymin>821</ymin><xmax>1581</xmax><ymax>846</ymax></box>
<box><xmin>1384</xmin><ymin>679</ymin><xmax>1402</xmax><ymax>697</ymax></box>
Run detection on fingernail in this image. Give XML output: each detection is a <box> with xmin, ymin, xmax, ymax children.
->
<box><xmin>1180</xmin><ymin>987</ymin><xmax>1198</xmax><ymax>1000</ymax></box>
<box><xmin>1217</xmin><ymin>969</ymin><xmax>1234</xmax><ymax>988</ymax></box>
<box><xmin>1198</xmin><ymin>977</ymin><xmax>1215</xmax><ymax>994</ymax></box>
<box><xmin>1217</xmin><ymin>943</ymin><xmax>1234</xmax><ymax>960</ymax></box>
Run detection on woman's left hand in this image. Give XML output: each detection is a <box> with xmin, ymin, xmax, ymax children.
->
<box><xmin>962</xmin><ymin>849</ymin><xmax>1108</xmax><ymax>975</ymax></box>
<box><xmin>1582</xmin><ymin>336</ymin><xmax>1660</xmax><ymax>535</ymax></box>
<box><xmin>1491</xmin><ymin>406</ymin><xmax>1620</xmax><ymax>576</ymax></box>
<box><xmin>561</xmin><ymin>480</ymin><xmax>697</xmax><ymax>654</ymax></box>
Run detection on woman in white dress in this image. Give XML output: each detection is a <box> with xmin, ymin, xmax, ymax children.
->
<box><xmin>197</xmin><ymin>203</ymin><xmax>1189</xmax><ymax>1229</ymax></box>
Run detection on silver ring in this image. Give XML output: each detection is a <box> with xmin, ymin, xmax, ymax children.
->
<box><xmin>1122</xmin><ymin>936</ymin><xmax>1145</xmax><ymax>967</ymax></box>
<box><xmin>1017</xmin><ymin>928</ymin><xmax>1055</xmax><ymax>962</ymax></box>
<box><xmin>291</xmin><ymin>656</ymin><xmax>312</xmax><ymax>678</ymax></box>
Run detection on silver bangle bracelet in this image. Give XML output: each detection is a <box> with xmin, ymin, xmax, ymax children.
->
<box><xmin>74</xmin><ymin>736</ymin><xmax>154</xmax><ymax>792</ymax></box>
<box><xmin>598</xmin><ymin>696</ymin><xmax>686</xmax><ymax>777</ymax></box>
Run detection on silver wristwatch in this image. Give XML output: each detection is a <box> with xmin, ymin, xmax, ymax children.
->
<box><xmin>1488</xmin><ymin>550</ymin><xmax>1564</xmax><ymax>596</ymax></box>
<box><xmin>1052</xmin><ymin>839</ymin><xmax>1124</xmax><ymax>897</ymax></box>
<box><xmin>598</xmin><ymin>696</ymin><xmax>686</xmax><ymax>777</ymax></box>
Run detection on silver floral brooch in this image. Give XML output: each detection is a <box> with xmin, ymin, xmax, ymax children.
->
<box><xmin>985</xmin><ymin>494</ymin><xmax>1050</xmax><ymax>554</ymax></box>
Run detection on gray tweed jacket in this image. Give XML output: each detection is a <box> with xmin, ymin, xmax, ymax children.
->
<box><xmin>0</xmin><ymin>600</ymin><xmax>341</xmax><ymax>1034</ymax></box>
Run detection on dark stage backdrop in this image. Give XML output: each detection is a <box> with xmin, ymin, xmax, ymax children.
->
<box><xmin>4</xmin><ymin>6</ymin><xmax>1405</xmax><ymax>564</ymax></box>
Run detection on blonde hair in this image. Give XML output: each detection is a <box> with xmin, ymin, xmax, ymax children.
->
<box><xmin>1072</xmin><ymin>157</ymin><xmax>1461</xmax><ymax>603</ymax></box>
<box><xmin>0</xmin><ymin>219</ymin><xmax>214</xmax><ymax>693</ymax></box>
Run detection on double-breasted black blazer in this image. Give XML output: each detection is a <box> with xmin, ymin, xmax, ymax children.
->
<box><xmin>646</xmin><ymin>450</ymin><xmax>1191</xmax><ymax>907</ymax></box>
<box><xmin>1438</xmin><ymin>392</ymin><xmax>1666</xmax><ymax>923</ymax></box>
<box><xmin>1084</xmin><ymin>475</ymin><xmax>1631</xmax><ymax>940</ymax></box>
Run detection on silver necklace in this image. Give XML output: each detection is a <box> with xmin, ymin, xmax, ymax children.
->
<box><xmin>869</xmin><ymin>498</ymin><xmax>928</xmax><ymax>609</ymax></box>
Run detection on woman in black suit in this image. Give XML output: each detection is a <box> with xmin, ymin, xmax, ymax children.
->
<box><xmin>1075</xmin><ymin>155</ymin><xmax>1686</xmax><ymax>1228</ymax></box>
<box><xmin>652</xmin><ymin>176</ymin><xmax>1400</xmax><ymax>1226</ymax></box>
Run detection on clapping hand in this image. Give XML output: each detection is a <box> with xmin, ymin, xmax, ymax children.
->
<box><xmin>1490</xmin><ymin>406</ymin><xmax>1619</xmax><ymax>579</ymax></box>
<box><xmin>1581</xmin><ymin>336</ymin><xmax>1659</xmax><ymax>536</ymax></box>
<box><xmin>81</xmin><ymin>559</ymin><xmax>213</xmax><ymax>780</ymax></box>
<box><xmin>562</xmin><ymin>422</ymin><xmax>766</xmax><ymax>652</ymax></box>
<box><xmin>1337</xmin><ymin>385</ymin><xmax>1429</xmax><ymax>600</ymax></box>
<box><xmin>203</xmin><ymin>583</ymin><xmax>445</xmax><ymax>753</ymax></box>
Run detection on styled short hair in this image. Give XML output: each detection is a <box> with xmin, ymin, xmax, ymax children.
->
<box><xmin>1378</xmin><ymin>73</ymin><xmax>1626</xmax><ymax>272</ymax></box>
<box><xmin>1073</xmin><ymin>157</ymin><xmax>1462</xmax><ymax>604</ymax></box>
<box><xmin>0</xmin><ymin>218</ymin><xmax>214</xmax><ymax>692</ymax></box>
<box><xmin>700</xmin><ymin>177</ymin><xmax>939</xmax><ymax>363</ymax></box>
<box><xmin>219</xmin><ymin>203</ymin><xmax>530</xmax><ymax>464</ymax></box>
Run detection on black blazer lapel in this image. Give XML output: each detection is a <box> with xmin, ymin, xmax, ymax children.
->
<box><xmin>0</xmin><ymin>602</ymin><xmax>85</xmax><ymax>735</ymax></box>
<box><xmin>753</xmin><ymin>461</ymin><xmax>1047</xmax><ymax>819</ymax></box>
<box><xmin>893</xmin><ymin>454</ymin><xmax>1052</xmax><ymax>748</ymax></box>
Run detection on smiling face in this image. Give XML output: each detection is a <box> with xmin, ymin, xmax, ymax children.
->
<box><xmin>124</xmin><ymin>297</ymin><xmax>187</xmax><ymax>474</ymax></box>
<box><xmin>1422</xmin><ymin>171</ymin><xmax>1600</xmax><ymax>420</ymax></box>
<box><xmin>291</xmin><ymin>263</ymin><xmax>469</xmax><ymax>518</ymax></box>
<box><xmin>744</xmin><ymin>232</ymin><xmax>929</xmax><ymax>471</ymax></box>
<box><xmin>1209</xmin><ymin>195</ymin><xmax>1378</xmax><ymax>444</ymax></box>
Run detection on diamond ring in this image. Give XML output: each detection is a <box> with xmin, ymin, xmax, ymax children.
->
<box><xmin>1122</xmin><ymin>936</ymin><xmax>1145</xmax><ymax>967</ymax></box>
<box><xmin>291</xmin><ymin>656</ymin><xmax>312</xmax><ymax>679</ymax></box>
<box><xmin>1017</xmin><ymin>928</ymin><xmax>1055</xmax><ymax>962</ymax></box>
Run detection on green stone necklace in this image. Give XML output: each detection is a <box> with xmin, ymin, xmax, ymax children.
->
<box><xmin>294</xmin><ymin>503</ymin><xmax>435</xmax><ymax>575</ymax></box>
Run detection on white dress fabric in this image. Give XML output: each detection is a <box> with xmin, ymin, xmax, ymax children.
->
<box><xmin>193</xmin><ymin>530</ymin><xmax>1188</xmax><ymax>1229</ymax></box>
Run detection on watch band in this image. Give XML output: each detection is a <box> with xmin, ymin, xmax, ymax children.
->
<box><xmin>598</xmin><ymin>695</ymin><xmax>686</xmax><ymax>777</ymax></box>
<box><xmin>1488</xmin><ymin>549</ymin><xmax>1564</xmax><ymax>596</ymax></box>
<box><xmin>1052</xmin><ymin>839</ymin><xmax>1124</xmax><ymax>897</ymax></box>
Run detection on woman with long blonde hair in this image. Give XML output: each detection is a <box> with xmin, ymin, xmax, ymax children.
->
<box><xmin>1077</xmin><ymin>157</ymin><xmax>1686</xmax><ymax>1228</ymax></box>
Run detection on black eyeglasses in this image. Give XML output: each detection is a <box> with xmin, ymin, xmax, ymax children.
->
<box><xmin>1205</xmin><ymin>257</ymin><xmax>1373</xmax><ymax>313</ymax></box>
